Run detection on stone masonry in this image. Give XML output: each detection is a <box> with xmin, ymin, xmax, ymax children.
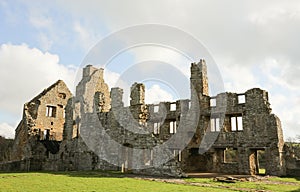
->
<box><xmin>1</xmin><ymin>59</ymin><xmax>298</xmax><ymax>177</ymax></box>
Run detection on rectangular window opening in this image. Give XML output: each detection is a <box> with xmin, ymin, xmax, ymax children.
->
<box><xmin>46</xmin><ymin>106</ymin><xmax>57</xmax><ymax>117</ymax></box>
<box><xmin>238</xmin><ymin>95</ymin><xmax>246</xmax><ymax>104</ymax></box>
<box><xmin>154</xmin><ymin>105</ymin><xmax>159</xmax><ymax>113</ymax></box>
<box><xmin>231</xmin><ymin>117</ymin><xmax>237</xmax><ymax>131</ymax></box>
<box><xmin>210</xmin><ymin>119</ymin><xmax>215</xmax><ymax>132</ymax></box>
<box><xmin>231</xmin><ymin>116</ymin><xmax>243</xmax><ymax>131</ymax></box>
<box><xmin>170</xmin><ymin>121</ymin><xmax>177</xmax><ymax>134</ymax></box>
<box><xmin>43</xmin><ymin>129</ymin><xmax>50</xmax><ymax>140</ymax></box>
<box><xmin>210</xmin><ymin>117</ymin><xmax>220</xmax><ymax>132</ymax></box>
<box><xmin>173</xmin><ymin>149</ymin><xmax>182</xmax><ymax>161</ymax></box>
<box><xmin>154</xmin><ymin>122</ymin><xmax>160</xmax><ymax>134</ymax></box>
<box><xmin>210</xmin><ymin>98</ymin><xmax>216</xmax><ymax>107</ymax></box>
<box><xmin>224</xmin><ymin>148</ymin><xmax>238</xmax><ymax>163</ymax></box>
<box><xmin>237</xmin><ymin>116</ymin><xmax>243</xmax><ymax>131</ymax></box>
<box><xmin>170</xmin><ymin>103</ymin><xmax>176</xmax><ymax>111</ymax></box>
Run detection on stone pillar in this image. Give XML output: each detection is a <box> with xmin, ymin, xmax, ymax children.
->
<box><xmin>130</xmin><ymin>83</ymin><xmax>145</xmax><ymax>106</ymax></box>
<box><xmin>63</xmin><ymin>98</ymin><xmax>74</xmax><ymax>141</ymax></box>
<box><xmin>111</xmin><ymin>88</ymin><xmax>124</xmax><ymax>108</ymax></box>
<box><xmin>129</xmin><ymin>83</ymin><xmax>148</xmax><ymax>125</ymax></box>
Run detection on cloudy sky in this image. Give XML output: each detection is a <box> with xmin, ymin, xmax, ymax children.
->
<box><xmin>0</xmin><ymin>0</ymin><xmax>299</xmax><ymax>140</ymax></box>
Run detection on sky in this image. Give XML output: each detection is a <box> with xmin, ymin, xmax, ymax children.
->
<box><xmin>0</xmin><ymin>0</ymin><xmax>299</xmax><ymax>140</ymax></box>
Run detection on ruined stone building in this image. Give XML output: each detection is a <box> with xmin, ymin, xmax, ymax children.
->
<box><xmin>1</xmin><ymin>59</ymin><xmax>299</xmax><ymax>177</ymax></box>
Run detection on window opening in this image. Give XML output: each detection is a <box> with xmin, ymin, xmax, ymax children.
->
<box><xmin>46</xmin><ymin>106</ymin><xmax>57</xmax><ymax>117</ymax></box>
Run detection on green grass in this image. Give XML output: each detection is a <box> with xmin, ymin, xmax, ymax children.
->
<box><xmin>0</xmin><ymin>171</ymin><xmax>229</xmax><ymax>192</ymax></box>
<box><xmin>185</xmin><ymin>176</ymin><xmax>300</xmax><ymax>192</ymax></box>
<box><xmin>0</xmin><ymin>171</ymin><xmax>299</xmax><ymax>192</ymax></box>
<box><xmin>259</xmin><ymin>168</ymin><xmax>266</xmax><ymax>174</ymax></box>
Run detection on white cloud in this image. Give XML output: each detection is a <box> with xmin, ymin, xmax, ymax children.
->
<box><xmin>38</xmin><ymin>33</ymin><xmax>54</xmax><ymax>51</ymax></box>
<box><xmin>215</xmin><ymin>56</ymin><xmax>259</xmax><ymax>93</ymax></box>
<box><xmin>130</xmin><ymin>45</ymin><xmax>191</xmax><ymax>77</ymax></box>
<box><xmin>249</xmin><ymin>5</ymin><xmax>300</xmax><ymax>26</ymax></box>
<box><xmin>73</xmin><ymin>21</ymin><xmax>101</xmax><ymax>51</ymax></box>
<box><xmin>0</xmin><ymin>123</ymin><xmax>15</xmax><ymax>139</ymax></box>
<box><xmin>0</xmin><ymin>43</ymin><xmax>76</xmax><ymax>138</ymax></box>
<box><xmin>103</xmin><ymin>69</ymin><xmax>121</xmax><ymax>89</ymax></box>
<box><xmin>3</xmin><ymin>0</ymin><xmax>300</xmax><ymax>140</ymax></box>
<box><xmin>29</xmin><ymin>16</ymin><xmax>53</xmax><ymax>29</ymax></box>
<box><xmin>145</xmin><ymin>84</ymin><xmax>174</xmax><ymax>104</ymax></box>
<box><xmin>104</xmin><ymin>69</ymin><xmax>175</xmax><ymax>105</ymax></box>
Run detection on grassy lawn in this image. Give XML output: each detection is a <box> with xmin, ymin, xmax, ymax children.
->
<box><xmin>0</xmin><ymin>171</ymin><xmax>228</xmax><ymax>192</ymax></box>
<box><xmin>0</xmin><ymin>171</ymin><xmax>299</xmax><ymax>192</ymax></box>
<box><xmin>185</xmin><ymin>176</ymin><xmax>300</xmax><ymax>192</ymax></box>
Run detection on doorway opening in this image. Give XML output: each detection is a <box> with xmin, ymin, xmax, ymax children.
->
<box><xmin>249</xmin><ymin>149</ymin><xmax>266</xmax><ymax>175</ymax></box>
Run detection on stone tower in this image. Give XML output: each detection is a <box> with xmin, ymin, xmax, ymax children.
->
<box><xmin>190</xmin><ymin>59</ymin><xmax>209</xmax><ymax>98</ymax></box>
<box><xmin>129</xmin><ymin>83</ymin><xmax>148</xmax><ymax>125</ymax></box>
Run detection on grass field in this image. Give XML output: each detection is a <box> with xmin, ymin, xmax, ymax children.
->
<box><xmin>0</xmin><ymin>171</ymin><xmax>299</xmax><ymax>192</ymax></box>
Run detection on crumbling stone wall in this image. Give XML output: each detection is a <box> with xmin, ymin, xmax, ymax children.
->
<box><xmin>61</xmin><ymin>68</ymin><xmax>184</xmax><ymax>177</ymax></box>
<box><xmin>177</xmin><ymin>60</ymin><xmax>286</xmax><ymax>176</ymax></box>
<box><xmin>284</xmin><ymin>143</ymin><xmax>300</xmax><ymax>176</ymax></box>
<box><xmin>0</xmin><ymin>136</ymin><xmax>13</xmax><ymax>162</ymax></box>
<box><xmin>2</xmin><ymin>60</ymin><xmax>292</xmax><ymax>177</ymax></box>
<box><xmin>9</xmin><ymin>80</ymin><xmax>72</xmax><ymax>161</ymax></box>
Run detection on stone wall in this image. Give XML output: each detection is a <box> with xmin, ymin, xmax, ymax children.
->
<box><xmin>1</xmin><ymin>61</ymin><xmax>292</xmax><ymax>177</ymax></box>
<box><xmin>8</xmin><ymin>80</ymin><xmax>72</xmax><ymax>161</ymax></box>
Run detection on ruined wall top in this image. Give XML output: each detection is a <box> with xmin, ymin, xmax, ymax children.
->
<box><xmin>75</xmin><ymin>65</ymin><xmax>111</xmax><ymax>113</ymax></box>
<box><xmin>82</xmin><ymin>65</ymin><xmax>102</xmax><ymax>78</ymax></box>
<box><xmin>190</xmin><ymin>59</ymin><xmax>209</xmax><ymax>97</ymax></box>
<box><xmin>130</xmin><ymin>82</ymin><xmax>145</xmax><ymax>106</ymax></box>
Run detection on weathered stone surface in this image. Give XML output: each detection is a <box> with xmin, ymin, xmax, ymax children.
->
<box><xmin>1</xmin><ymin>60</ymin><xmax>297</xmax><ymax>177</ymax></box>
<box><xmin>8</xmin><ymin>80</ymin><xmax>72</xmax><ymax>161</ymax></box>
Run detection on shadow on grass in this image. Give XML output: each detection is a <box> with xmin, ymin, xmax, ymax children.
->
<box><xmin>49</xmin><ymin>170</ymin><xmax>128</xmax><ymax>178</ymax></box>
<box><xmin>0</xmin><ymin>170</ymin><xmax>131</xmax><ymax>179</ymax></box>
<box><xmin>0</xmin><ymin>170</ymin><xmax>174</xmax><ymax>180</ymax></box>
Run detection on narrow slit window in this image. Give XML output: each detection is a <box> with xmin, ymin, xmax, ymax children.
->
<box><xmin>231</xmin><ymin>117</ymin><xmax>237</xmax><ymax>131</ymax></box>
<box><xmin>215</xmin><ymin>118</ymin><xmax>220</xmax><ymax>131</ymax></box>
<box><xmin>63</xmin><ymin>108</ymin><xmax>66</xmax><ymax>118</ymax></box>
<box><xmin>178</xmin><ymin>150</ymin><xmax>182</xmax><ymax>161</ymax></box>
<box><xmin>210</xmin><ymin>119</ymin><xmax>215</xmax><ymax>131</ymax></box>
<box><xmin>237</xmin><ymin>116</ymin><xmax>243</xmax><ymax>131</ymax></box>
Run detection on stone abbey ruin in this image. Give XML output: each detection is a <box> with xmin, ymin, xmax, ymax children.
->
<box><xmin>1</xmin><ymin>59</ymin><xmax>300</xmax><ymax>177</ymax></box>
